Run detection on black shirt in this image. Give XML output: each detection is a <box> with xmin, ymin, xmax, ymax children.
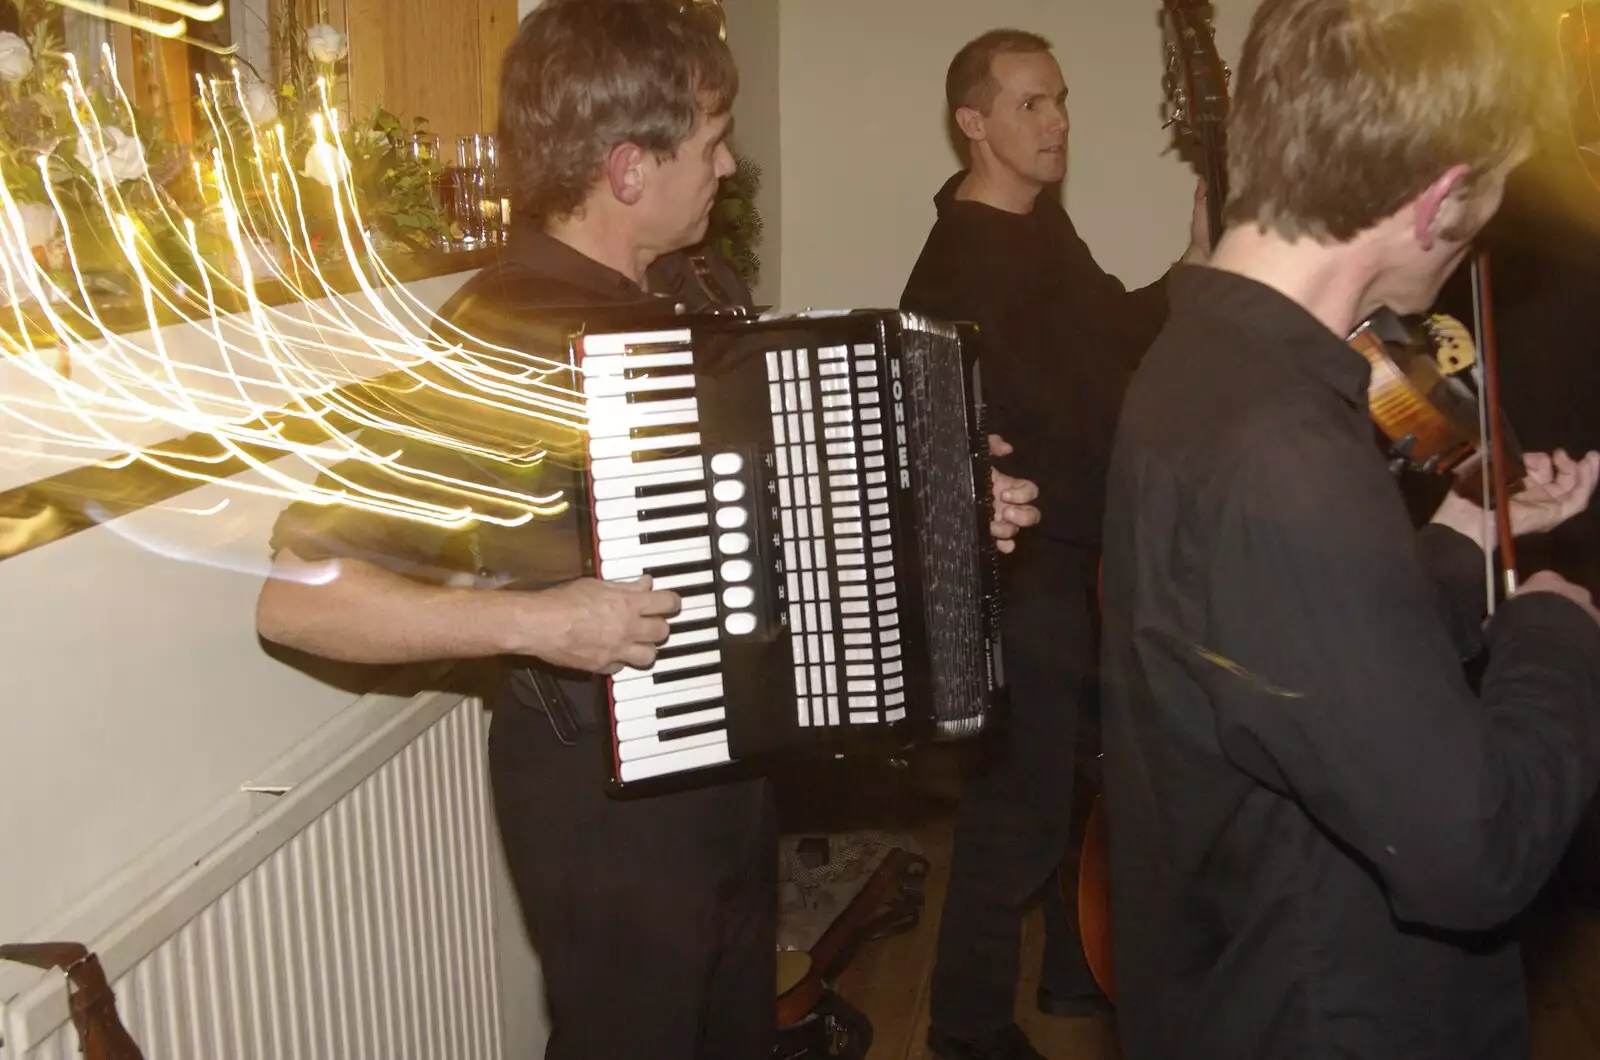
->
<box><xmin>898</xmin><ymin>171</ymin><xmax>1169</xmax><ymax>590</ymax></box>
<box><xmin>1100</xmin><ymin>264</ymin><xmax>1600</xmax><ymax>1060</ymax></box>
<box><xmin>268</xmin><ymin>228</ymin><xmax>752</xmax><ymax>724</ymax></box>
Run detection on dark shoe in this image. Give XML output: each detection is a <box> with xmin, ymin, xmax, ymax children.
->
<box><xmin>927</xmin><ymin>1022</ymin><xmax>1047</xmax><ymax>1060</ymax></box>
<box><xmin>1035</xmin><ymin>985</ymin><xmax>1113</xmax><ymax>1018</ymax></box>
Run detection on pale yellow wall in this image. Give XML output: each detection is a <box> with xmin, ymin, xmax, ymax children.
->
<box><xmin>725</xmin><ymin>0</ymin><xmax>783</xmax><ymax>307</ymax></box>
<box><xmin>775</xmin><ymin>0</ymin><xmax>1257</xmax><ymax>311</ymax></box>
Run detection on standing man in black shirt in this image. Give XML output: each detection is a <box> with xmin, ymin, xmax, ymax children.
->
<box><xmin>899</xmin><ymin>28</ymin><xmax>1207</xmax><ymax>1060</ymax></box>
<box><xmin>256</xmin><ymin>3</ymin><xmax>1041</xmax><ymax>1058</ymax></box>
<box><xmin>1101</xmin><ymin>1</ymin><xmax>1600</xmax><ymax>1058</ymax></box>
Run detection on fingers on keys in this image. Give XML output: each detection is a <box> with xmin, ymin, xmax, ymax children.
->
<box><xmin>633</xmin><ymin>617</ymin><xmax>672</xmax><ymax>645</ymax></box>
<box><xmin>620</xmin><ymin>642</ymin><xmax>660</xmax><ymax>670</ymax></box>
<box><xmin>638</xmin><ymin>590</ymin><xmax>683</xmax><ymax>617</ymax></box>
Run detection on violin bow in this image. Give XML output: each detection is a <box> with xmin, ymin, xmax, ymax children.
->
<box><xmin>1469</xmin><ymin>248</ymin><xmax>1519</xmax><ymax>614</ymax></box>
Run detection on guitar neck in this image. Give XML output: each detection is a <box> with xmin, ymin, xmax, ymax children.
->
<box><xmin>1162</xmin><ymin>0</ymin><xmax>1230</xmax><ymax>248</ymax></box>
<box><xmin>1203</xmin><ymin>120</ymin><xmax>1228</xmax><ymax>247</ymax></box>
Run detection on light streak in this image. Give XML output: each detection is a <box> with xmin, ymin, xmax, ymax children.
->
<box><xmin>0</xmin><ymin>38</ymin><xmax>606</xmax><ymax>558</ymax></box>
<box><xmin>136</xmin><ymin>0</ymin><xmax>226</xmax><ymax>21</ymax></box>
<box><xmin>42</xmin><ymin>0</ymin><xmax>186</xmax><ymax>38</ymax></box>
<box><xmin>178</xmin><ymin>36</ymin><xmax>239</xmax><ymax>57</ymax></box>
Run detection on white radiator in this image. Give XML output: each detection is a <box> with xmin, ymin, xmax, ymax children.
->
<box><xmin>0</xmin><ymin>687</ymin><xmax>504</xmax><ymax>1060</ymax></box>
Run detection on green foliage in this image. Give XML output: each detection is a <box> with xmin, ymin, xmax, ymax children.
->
<box><xmin>708</xmin><ymin>153</ymin><xmax>764</xmax><ymax>288</ymax></box>
<box><xmin>238</xmin><ymin>3</ymin><xmax>449</xmax><ymax>255</ymax></box>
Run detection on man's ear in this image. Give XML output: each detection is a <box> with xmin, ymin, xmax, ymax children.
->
<box><xmin>1411</xmin><ymin>163</ymin><xmax>1470</xmax><ymax>251</ymax></box>
<box><xmin>953</xmin><ymin>105</ymin><xmax>987</xmax><ymax>144</ymax></box>
<box><xmin>605</xmin><ymin>142</ymin><xmax>647</xmax><ymax>206</ymax></box>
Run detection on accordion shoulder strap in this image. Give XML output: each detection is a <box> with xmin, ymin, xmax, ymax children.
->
<box><xmin>686</xmin><ymin>251</ymin><xmax>752</xmax><ymax>315</ymax></box>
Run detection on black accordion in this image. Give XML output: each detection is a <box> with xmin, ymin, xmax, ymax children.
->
<box><xmin>572</xmin><ymin>308</ymin><xmax>1005</xmax><ymax>792</ymax></box>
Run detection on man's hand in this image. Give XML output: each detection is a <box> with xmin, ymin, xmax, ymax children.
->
<box><xmin>1432</xmin><ymin>449</ymin><xmax>1600</xmax><ymax>551</ymax></box>
<box><xmin>988</xmin><ymin>433</ymin><xmax>1041</xmax><ymax>553</ymax></box>
<box><xmin>510</xmin><ymin>576</ymin><xmax>680</xmax><ymax>674</ymax></box>
<box><xmin>1507</xmin><ymin>449</ymin><xmax>1600</xmax><ymax>537</ymax></box>
<box><xmin>1514</xmin><ymin>570</ymin><xmax>1600</xmax><ymax>628</ymax></box>
<box><xmin>1182</xmin><ymin>178</ymin><xmax>1211</xmax><ymax>264</ymax></box>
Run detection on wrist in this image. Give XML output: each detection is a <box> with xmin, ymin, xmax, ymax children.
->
<box><xmin>478</xmin><ymin>584</ymin><xmax>550</xmax><ymax>658</ymax></box>
<box><xmin>1429</xmin><ymin>491</ymin><xmax>1493</xmax><ymax>553</ymax></box>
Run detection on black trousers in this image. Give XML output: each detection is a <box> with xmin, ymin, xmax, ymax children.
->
<box><xmin>929</xmin><ymin>587</ymin><xmax>1100</xmax><ymax>1041</ymax></box>
<box><xmin>487</xmin><ymin>695</ymin><xmax>777</xmax><ymax>1060</ymax></box>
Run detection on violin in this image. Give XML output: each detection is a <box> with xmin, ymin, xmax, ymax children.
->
<box><xmin>1068</xmin><ymin>1</ymin><xmax>1525</xmax><ymax>1006</ymax></box>
<box><xmin>1349</xmin><ymin>264</ymin><xmax>1525</xmax><ymax>596</ymax></box>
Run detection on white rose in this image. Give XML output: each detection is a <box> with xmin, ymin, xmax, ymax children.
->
<box><xmin>242</xmin><ymin>80</ymin><xmax>279</xmax><ymax>126</ymax></box>
<box><xmin>0</xmin><ymin>32</ymin><xmax>33</xmax><ymax>83</ymax></box>
<box><xmin>301</xmin><ymin>141</ymin><xmax>350</xmax><ymax>187</ymax></box>
<box><xmin>305</xmin><ymin>24</ymin><xmax>348</xmax><ymax>64</ymax></box>
<box><xmin>15</xmin><ymin>203</ymin><xmax>58</xmax><ymax>248</ymax></box>
<box><xmin>75</xmin><ymin>127</ymin><xmax>148</xmax><ymax>184</ymax></box>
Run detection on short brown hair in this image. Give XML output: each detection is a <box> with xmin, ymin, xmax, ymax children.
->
<box><xmin>498</xmin><ymin>0</ymin><xmax>737</xmax><ymax>225</ymax></box>
<box><xmin>946</xmin><ymin>29</ymin><xmax>1053</xmax><ymax>116</ymax></box>
<box><xmin>1224</xmin><ymin>0</ymin><xmax>1555</xmax><ymax>242</ymax></box>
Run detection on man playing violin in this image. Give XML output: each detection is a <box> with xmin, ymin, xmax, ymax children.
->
<box><xmin>1098</xmin><ymin>1</ymin><xmax>1600</xmax><ymax>1059</ymax></box>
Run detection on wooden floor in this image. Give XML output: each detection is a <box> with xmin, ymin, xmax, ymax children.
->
<box><xmin>775</xmin><ymin>752</ymin><xmax>1600</xmax><ymax>1060</ymax></box>
<box><xmin>828</xmin><ymin>810</ymin><xmax>1122</xmax><ymax>1060</ymax></box>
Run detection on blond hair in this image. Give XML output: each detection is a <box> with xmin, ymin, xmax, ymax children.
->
<box><xmin>1224</xmin><ymin>0</ymin><xmax>1556</xmax><ymax>241</ymax></box>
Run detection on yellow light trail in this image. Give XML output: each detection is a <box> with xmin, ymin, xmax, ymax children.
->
<box><xmin>42</xmin><ymin>0</ymin><xmax>186</xmax><ymax>37</ymax></box>
<box><xmin>137</xmin><ymin>0</ymin><xmax>225</xmax><ymax>21</ymax></box>
<box><xmin>0</xmin><ymin>41</ymin><xmax>610</xmax><ymax>542</ymax></box>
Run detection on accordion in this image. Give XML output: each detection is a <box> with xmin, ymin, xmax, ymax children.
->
<box><xmin>572</xmin><ymin>308</ymin><xmax>1005</xmax><ymax>793</ymax></box>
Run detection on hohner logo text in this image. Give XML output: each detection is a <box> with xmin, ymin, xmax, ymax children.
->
<box><xmin>890</xmin><ymin>357</ymin><xmax>910</xmax><ymax>487</ymax></box>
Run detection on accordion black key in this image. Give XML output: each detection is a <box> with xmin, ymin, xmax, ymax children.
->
<box><xmin>575</xmin><ymin>308</ymin><xmax>1005</xmax><ymax>792</ymax></box>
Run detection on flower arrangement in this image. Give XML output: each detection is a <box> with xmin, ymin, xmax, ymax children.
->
<box><xmin>0</xmin><ymin>0</ymin><xmax>450</xmax><ymax>313</ymax></box>
<box><xmin>216</xmin><ymin>6</ymin><xmax>450</xmax><ymax>258</ymax></box>
<box><xmin>0</xmin><ymin>1</ymin><xmax>213</xmax><ymax>299</ymax></box>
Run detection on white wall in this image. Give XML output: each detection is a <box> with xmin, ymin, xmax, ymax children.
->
<box><xmin>775</xmin><ymin>0</ymin><xmax>1255</xmax><ymax>311</ymax></box>
<box><xmin>725</xmin><ymin>0</ymin><xmax>783</xmax><ymax>307</ymax></box>
<box><xmin>0</xmin><ymin>271</ymin><xmax>469</xmax><ymax>943</ymax></box>
<box><xmin>0</xmin><ymin>456</ymin><xmax>360</xmax><ymax>943</ymax></box>
<box><xmin>0</xmin><ymin>269</ymin><xmax>549</xmax><ymax>1058</ymax></box>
